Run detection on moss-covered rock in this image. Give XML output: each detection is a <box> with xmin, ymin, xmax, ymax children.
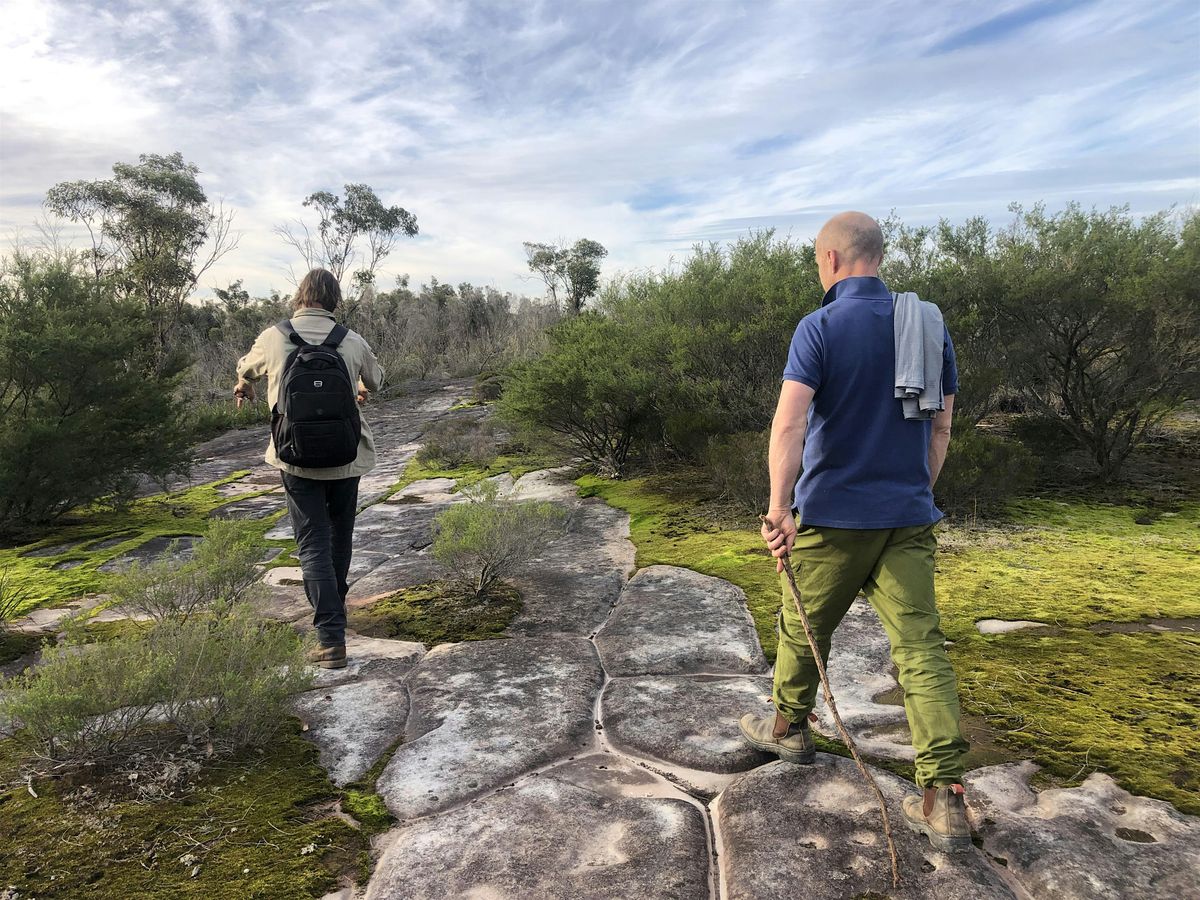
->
<box><xmin>350</xmin><ymin>580</ymin><xmax>520</xmax><ymax>646</ymax></box>
<box><xmin>0</xmin><ymin>473</ymin><xmax>294</xmax><ymax>618</ymax></box>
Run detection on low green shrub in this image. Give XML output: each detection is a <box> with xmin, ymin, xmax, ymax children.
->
<box><xmin>474</xmin><ymin>371</ymin><xmax>505</xmax><ymax>403</ymax></box>
<box><xmin>0</xmin><ymin>603</ymin><xmax>310</xmax><ymax>770</ymax></box>
<box><xmin>417</xmin><ymin>417</ymin><xmax>497</xmax><ymax>469</ymax></box>
<box><xmin>499</xmin><ymin>313</ymin><xmax>664</xmax><ymax>476</ymax></box>
<box><xmin>936</xmin><ymin>425</ymin><xmax>1037</xmax><ymax>519</ymax></box>
<box><xmin>432</xmin><ymin>481</ymin><xmax>567</xmax><ymax>595</ymax></box>
<box><xmin>704</xmin><ymin>430</ymin><xmax>771</xmax><ymax>516</ymax></box>
<box><xmin>108</xmin><ymin>519</ymin><xmax>265</xmax><ymax>622</ymax></box>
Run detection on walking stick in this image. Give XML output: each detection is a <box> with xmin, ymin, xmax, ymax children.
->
<box><xmin>760</xmin><ymin>515</ymin><xmax>901</xmax><ymax>889</ymax></box>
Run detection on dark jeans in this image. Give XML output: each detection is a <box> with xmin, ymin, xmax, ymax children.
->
<box><xmin>281</xmin><ymin>472</ymin><xmax>360</xmax><ymax>647</ymax></box>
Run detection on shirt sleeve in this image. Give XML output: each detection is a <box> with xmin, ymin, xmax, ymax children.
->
<box><xmin>236</xmin><ymin>331</ymin><xmax>269</xmax><ymax>383</ymax></box>
<box><xmin>942</xmin><ymin>325</ymin><xmax>959</xmax><ymax>396</ymax></box>
<box><xmin>358</xmin><ymin>337</ymin><xmax>384</xmax><ymax>392</ymax></box>
<box><xmin>782</xmin><ymin>316</ymin><xmax>822</xmax><ymax>391</ymax></box>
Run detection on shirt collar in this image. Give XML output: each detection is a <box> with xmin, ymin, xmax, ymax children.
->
<box><xmin>821</xmin><ymin>275</ymin><xmax>892</xmax><ymax>306</ymax></box>
<box><xmin>293</xmin><ymin>307</ymin><xmax>336</xmax><ymax>319</ymax></box>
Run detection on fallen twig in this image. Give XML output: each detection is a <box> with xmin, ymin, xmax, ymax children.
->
<box><xmin>761</xmin><ymin>515</ymin><xmax>901</xmax><ymax>889</ymax></box>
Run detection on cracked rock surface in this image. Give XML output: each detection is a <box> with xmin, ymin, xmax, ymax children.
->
<box><xmin>366</xmin><ymin>754</ymin><xmax>710</xmax><ymax>900</ymax></box>
<box><xmin>719</xmin><ymin>756</ymin><xmax>1016</xmax><ymax>900</ymax></box>
<box><xmin>603</xmin><ymin>674</ymin><xmax>774</xmax><ymax>773</ymax></box>
<box><xmin>375</xmin><ymin>637</ymin><xmax>604</xmax><ymax>820</ymax></box>
<box><xmin>596</xmin><ymin>565</ymin><xmax>769</xmax><ymax>677</ymax></box>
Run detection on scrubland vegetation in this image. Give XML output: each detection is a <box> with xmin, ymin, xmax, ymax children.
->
<box><xmin>0</xmin><ymin>148</ymin><xmax>1196</xmax><ymax>897</ymax></box>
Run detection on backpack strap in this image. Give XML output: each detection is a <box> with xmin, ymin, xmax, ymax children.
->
<box><xmin>276</xmin><ymin>319</ymin><xmax>307</xmax><ymax>347</ymax></box>
<box><xmin>321</xmin><ymin>323</ymin><xmax>349</xmax><ymax>349</ymax></box>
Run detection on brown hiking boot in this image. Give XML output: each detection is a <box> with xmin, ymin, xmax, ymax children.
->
<box><xmin>738</xmin><ymin>711</ymin><xmax>816</xmax><ymax>764</ymax></box>
<box><xmin>903</xmin><ymin>784</ymin><xmax>973</xmax><ymax>853</ymax></box>
<box><xmin>308</xmin><ymin>644</ymin><xmax>347</xmax><ymax>670</ymax></box>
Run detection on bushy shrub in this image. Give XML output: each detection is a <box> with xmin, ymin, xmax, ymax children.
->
<box><xmin>501</xmin><ymin>234</ymin><xmax>821</xmax><ymax>472</ymax></box>
<box><xmin>1</xmin><ymin>625</ymin><xmax>166</xmax><ymax>764</ymax></box>
<box><xmin>500</xmin><ymin>313</ymin><xmax>664</xmax><ymax>475</ymax></box>
<box><xmin>935</xmin><ymin>426</ymin><xmax>1037</xmax><ymax>519</ymax></box>
<box><xmin>0</xmin><ymin>603</ymin><xmax>310</xmax><ymax>769</ymax></box>
<box><xmin>417</xmin><ymin>417</ymin><xmax>497</xmax><ymax>470</ymax></box>
<box><xmin>705</xmin><ymin>430</ymin><xmax>771</xmax><ymax>516</ymax></box>
<box><xmin>108</xmin><ymin>519</ymin><xmax>266</xmax><ymax>622</ymax></box>
<box><xmin>432</xmin><ymin>481</ymin><xmax>568</xmax><ymax>595</ymax></box>
<box><xmin>152</xmin><ymin>607</ymin><xmax>312</xmax><ymax>752</ymax></box>
<box><xmin>0</xmin><ymin>253</ymin><xmax>191</xmax><ymax>536</ymax></box>
<box><xmin>1010</xmin><ymin>414</ymin><xmax>1078</xmax><ymax>456</ymax></box>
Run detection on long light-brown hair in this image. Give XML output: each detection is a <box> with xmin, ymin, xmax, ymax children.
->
<box><xmin>293</xmin><ymin>268</ymin><xmax>341</xmax><ymax>312</ymax></box>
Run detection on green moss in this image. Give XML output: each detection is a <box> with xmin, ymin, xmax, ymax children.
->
<box><xmin>0</xmin><ymin>473</ymin><xmax>287</xmax><ymax>617</ymax></box>
<box><xmin>952</xmin><ymin>629</ymin><xmax>1199</xmax><ymax>814</ymax></box>
<box><xmin>0</xmin><ymin>728</ymin><xmax>370</xmax><ymax>899</ymax></box>
<box><xmin>350</xmin><ymin>580</ymin><xmax>520</xmax><ymax>646</ymax></box>
<box><xmin>936</xmin><ymin>499</ymin><xmax>1200</xmax><ymax>635</ymax></box>
<box><xmin>578</xmin><ymin>466</ymin><xmax>1200</xmax><ymax>814</ymax></box>
<box><xmin>341</xmin><ymin>789</ymin><xmax>393</xmax><ymax>831</ymax></box>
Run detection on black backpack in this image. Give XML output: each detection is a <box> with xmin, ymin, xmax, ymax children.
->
<box><xmin>271</xmin><ymin>319</ymin><xmax>362</xmax><ymax>468</ymax></box>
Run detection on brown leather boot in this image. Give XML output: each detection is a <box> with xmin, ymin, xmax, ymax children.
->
<box><xmin>308</xmin><ymin>644</ymin><xmax>347</xmax><ymax>670</ymax></box>
<box><xmin>738</xmin><ymin>710</ymin><xmax>816</xmax><ymax>764</ymax></box>
<box><xmin>902</xmin><ymin>784</ymin><xmax>973</xmax><ymax>852</ymax></box>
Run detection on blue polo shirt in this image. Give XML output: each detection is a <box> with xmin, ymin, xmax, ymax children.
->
<box><xmin>783</xmin><ymin>276</ymin><xmax>958</xmax><ymax>529</ymax></box>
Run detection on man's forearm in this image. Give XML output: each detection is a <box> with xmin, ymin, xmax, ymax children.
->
<box><xmin>929</xmin><ymin>432</ymin><xmax>950</xmax><ymax>487</ymax></box>
<box><xmin>768</xmin><ymin>420</ymin><xmax>806</xmax><ymax>512</ymax></box>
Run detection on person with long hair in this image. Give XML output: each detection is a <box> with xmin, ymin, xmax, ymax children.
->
<box><xmin>234</xmin><ymin>268</ymin><xmax>383</xmax><ymax>669</ymax></box>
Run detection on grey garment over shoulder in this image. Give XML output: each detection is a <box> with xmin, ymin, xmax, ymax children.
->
<box><xmin>892</xmin><ymin>291</ymin><xmax>946</xmax><ymax>420</ymax></box>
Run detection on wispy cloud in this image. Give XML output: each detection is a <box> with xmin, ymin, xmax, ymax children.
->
<box><xmin>1</xmin><ymin>0</ymin><xmax>1197</xmax><ymax>298</ymax></box>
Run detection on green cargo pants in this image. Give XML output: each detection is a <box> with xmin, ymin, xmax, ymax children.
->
<box><xmin>772</xmin><ymin>523</ymin><xmax>969</xmax><ymax>787</ymax></box>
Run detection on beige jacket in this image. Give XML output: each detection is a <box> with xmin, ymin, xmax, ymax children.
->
<box><xmin>235</xmin><ymin>307</ymin><xmax>384</xmax><ymax>480</ymax></box>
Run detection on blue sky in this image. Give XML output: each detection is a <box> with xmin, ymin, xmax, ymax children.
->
<box><xmin>1</xmin><ymin>0</ymin><xmax>1198</xmax><ymax>298</ymax></box>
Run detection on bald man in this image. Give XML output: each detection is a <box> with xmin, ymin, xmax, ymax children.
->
<box><xmin>738</xmin><ymin>211</ymin><xmax>972</xmax><ymax>853</ymax></box>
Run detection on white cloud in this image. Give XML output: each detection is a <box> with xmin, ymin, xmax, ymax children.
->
<box><xmin>0</xmin><ymin>0</ymin><xmax>1197</xmax><ymax>301</ymax></box>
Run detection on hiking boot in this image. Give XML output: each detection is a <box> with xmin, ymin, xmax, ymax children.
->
<box><xmin>308</xmin><ymin>644</ymin><xmax>347</xmax><ymax>670</ymax></box>
<box><xmin>902</xmin><ymin>784</ymin><xmax>973</xmax><ymax>853</ymax></box>
<box><xmin>738</xmin><ymin>711</ymin><xmax>816</xmax><ymax>764</ymax></box>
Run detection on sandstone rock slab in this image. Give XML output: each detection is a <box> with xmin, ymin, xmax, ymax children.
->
<box><xmin>603</xmin><ymin>674</ymin><xmax>774</xmax><ymax>774</ymax></box>
<box><xmin>352</xmin><ymin>501</ymin><xmax>448</xmax><ymax>555</ymax></box>
<box><xmin>596</xmin><ymin>565</ymin><xmax>768</xmax><ymax>677</ymax></box>
<box><xmin>508</xmin><ymin>499</ymin><xmax>635</xmax><ymax>638</ymax></box>
<box><xmin>375</xmin><ymin>637</ymin><xmax>603</xmax><ymax>819</ymax></box>
<box><xmin>813</xmin><ymin>599</ymin><xmax>913</xmax><ymax>761</ymax></box>
<box><xmin>295</xmin><ymin>678</ymin><xmax>409</xmax><ymax>786</ymax></box>
<box><xmin>366</xmin><ymin>759</ymin><xmax>709</xmax><ymax>900</ymax></box>
<box><xmin>388</xmin><ymin>477</ymin><xmax>458</xmax><ymax>504</ymax></box>
<box><xmin>310</xmin><ymin>634</ymin><xmax>426</xmax><ymax>689</ymax></box>
<box><xmin>719</xmin><ymin>756</ymin><xmax>1014</xmax><ymax>900</ymax></box>
<box><xmin>964</xmin><ymin>761</ymin><xmax>1200</xmax><ymax>900</ymax></box>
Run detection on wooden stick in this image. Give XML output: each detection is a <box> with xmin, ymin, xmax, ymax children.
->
<box><xmin>761</xmin><ymin>515</ymin><xmax>901</xmax><ymax>889</ymax></box>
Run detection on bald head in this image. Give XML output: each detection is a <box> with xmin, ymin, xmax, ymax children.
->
<box><xmin>817</xmin><ymin>211</ymin><xmax>884</xmax><ymax>267</ymax></box>
<box><xmin>815</xmin><ymin>211</ymin><xmax>884</xmax><ymax>291</ymax></box>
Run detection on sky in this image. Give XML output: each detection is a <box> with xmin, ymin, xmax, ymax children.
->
<box><xmin>1</xmin><ymin>0</ymin><xmax>1198</xmax><ymax>300</ymax></box>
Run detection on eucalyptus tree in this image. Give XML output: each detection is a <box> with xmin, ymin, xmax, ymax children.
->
<box><xmin>523</xmin><ymin>238</ymin><xmax>608</xmax><ymax>314</ymax></box>
<box><xmin>44</xmin><ymin>152</ymin><xmax>237</xmax><ymax>368</ymax></box>
<box><xmin>275</xmin><ymin>183</ymin><xmax>418</xmax><ymax>291</ymax></box>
